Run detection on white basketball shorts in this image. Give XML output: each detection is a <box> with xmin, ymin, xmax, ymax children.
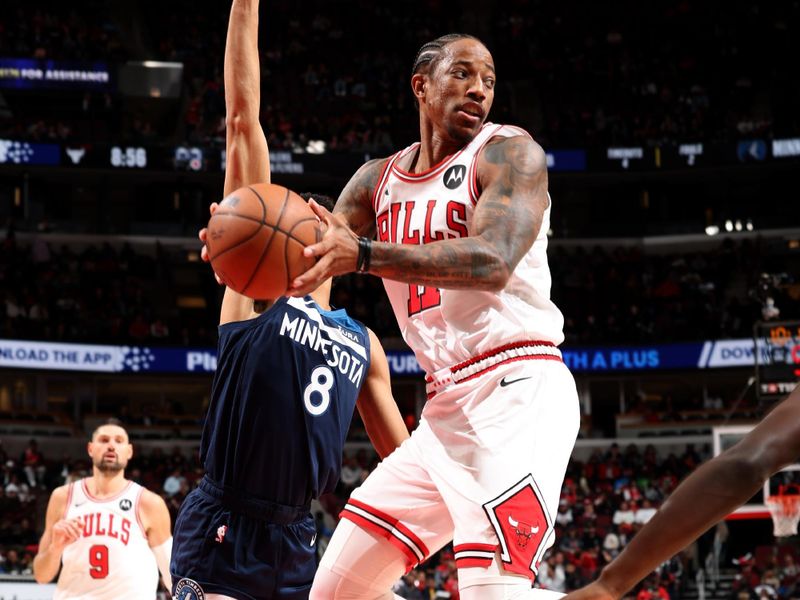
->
<box><xmin>340</xmin><ymin>342</ymin><xmax>580</xmax><ymax>583</ymax></box>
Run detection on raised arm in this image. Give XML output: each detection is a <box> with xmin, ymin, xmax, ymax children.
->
<box><xmin>33</xmin><ymin>485</ymin><xmax>78</xmax><ymax>584</ymax></box>
<box><xmin>214</xmin><ymin>0</ymin><xmax>271</xmax><ymax>325</ymax></box>
<box><xmin>291</xmin><ymin>135</ymin><xmax>547</xmax><ymax>295</ymax></box>
<box><xmin>566</xmin><ymin>386</ymin><xmax>800</xmax><ymax>600</ymax></box>
<box><xmin>356</xmin><ymin>329</ymin><xmax>410</xmax><ymax>458</ymax></box>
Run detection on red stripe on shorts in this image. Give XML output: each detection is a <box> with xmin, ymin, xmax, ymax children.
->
<box><xmin>454</xmin><ymin>543</ymin><xmax>497</xmax><ymax>553</ymax></box>
<box><xmin>345</xmin><ymin>498</ymin><xmax>429</xmax><ymax>558</ymax></box>
<box><xmin>340</xmin><ymin>509</ymin><xmax>420</xmax><ymax>570</ymax></box>
<box><xmin>455</xmin><ymin>556</ymin><xmax>494</xmax><ymax>568</ymax></box>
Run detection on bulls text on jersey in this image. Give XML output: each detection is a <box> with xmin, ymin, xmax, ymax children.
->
<box><xmin>80</xmin><ymin>512</ymin><xmax>132</xmax><ymax>545</ymax></box>
<box><xmin>376</xmin><ymin>200</ymin><xmax>469</xmax><ymax>245</ymax></box>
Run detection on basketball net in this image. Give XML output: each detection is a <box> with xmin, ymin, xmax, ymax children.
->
<box><xmin>766</xmin><ymin>484</ymin><xmax>800</xmax><ymax>537</ymax></box>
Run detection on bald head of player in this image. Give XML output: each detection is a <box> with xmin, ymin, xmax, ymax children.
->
<box><xmin>88</xmin><ymin>419</ymin><xmax>133</xmax><ymax>474</ymax></box>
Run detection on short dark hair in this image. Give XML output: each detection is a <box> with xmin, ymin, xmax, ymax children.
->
<box><xmin>298</xmin><ymin>192</ymin><xmax>335</xmax><ymax>212</ymax></box>
<box><xmin>411</xmin><ymin>33</ymin><xmax>482</xmax><ymax>77</ymax></box>
<box><xmin>91</xmin><ymin>418</ymin><xmax>128</xmax><ymax>440</ymax></box>
<box><xmin>411</xmin><ymin>33</ymin><xmax>483</xmax><ymax>109</ymax></box>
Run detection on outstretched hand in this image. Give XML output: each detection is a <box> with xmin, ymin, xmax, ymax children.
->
<box><xmin>288</xmin><ymin>199</ymin><xmax>361</xmax><ymax>297</ymax></box>
<box><xmin>198</xmin><ymin>202</ymin><xmax>223</xmax><ymax>285</ymax></box>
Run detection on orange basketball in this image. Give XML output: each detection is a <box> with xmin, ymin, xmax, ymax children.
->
<box><xmin>206</xmin><ymin>183</ymin><xmax>320</xmax><ymax>299</ymax></box>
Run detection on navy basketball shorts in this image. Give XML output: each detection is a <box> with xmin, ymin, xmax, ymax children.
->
<box><xmin>171</xmin><ymin>477</ymin><xmax>316</xmax><ymax>600</ymax></box>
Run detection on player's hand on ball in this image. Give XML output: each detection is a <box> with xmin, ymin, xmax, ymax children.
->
<box><xmin>52</xmin><ymin>517</ymin><xmax>84</xmax><ymax>550</ymax></box>
<box><xmin>199</xmin><ymin>202</ymin><xmax>223</xmax><ymax>285</ymax></box>
<box><xmin>289</xmin><ymin>199</ymin><xmax>360</xmax><ymax>296</ymax></box>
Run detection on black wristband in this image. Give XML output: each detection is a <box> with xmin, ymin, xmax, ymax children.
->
<box><xmin>356</xmin><ymin>237</ymin><xmax>372</xmax><ymax>274</ymax></box>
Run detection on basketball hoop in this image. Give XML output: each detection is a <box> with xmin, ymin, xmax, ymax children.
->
<box><xmin>766</xmin><ymin>484</ymin><xmax>800</xmax><ymax>537</ymax></box>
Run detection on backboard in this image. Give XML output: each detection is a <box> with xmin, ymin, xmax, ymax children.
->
<box><xmin>712</xmin><ymin>424</ymin><xmax>800</xmax><ymax>520</ymax></box>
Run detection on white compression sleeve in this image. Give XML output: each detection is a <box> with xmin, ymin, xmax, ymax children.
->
<box><xmin>151</xmin><ymin>536</ymin><xmax>173</xmax><ymax>591</ymax></box>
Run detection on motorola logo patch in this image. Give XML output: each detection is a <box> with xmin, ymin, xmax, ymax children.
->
<box><xmin>443</xmin><ymin>165</ymin><xmax>467</xmax><ymax>190</ymax></box>
<box><xmin>119</xmin><ymin>498</ymin><xmax>132</xmax><ymax>511</ymax></box>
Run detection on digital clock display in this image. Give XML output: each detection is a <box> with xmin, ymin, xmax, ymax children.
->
<box><xmin>110</xmin><ymin>146</ymin><xmax>147</xmax><ymax>168</ymax></box>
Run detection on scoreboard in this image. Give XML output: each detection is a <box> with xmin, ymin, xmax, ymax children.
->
<box><xmin>754</xmin><ymin>320</ymin><xmax>800</xmax><ymax>400</ymax></box>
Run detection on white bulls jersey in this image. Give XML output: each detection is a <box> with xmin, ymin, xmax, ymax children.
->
<box><xmin>372</xmin><ymin>123</ymin><xmax>564</xmax><ymax>375</ymax></box>
<box><xmin>55</xmin><ymin>479</ymin><xmax>158</xmax><ymax>600</ymax></box>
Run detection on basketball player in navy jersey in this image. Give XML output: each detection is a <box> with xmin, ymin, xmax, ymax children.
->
<box><xmin>170</xmin><ymin>1</ymin><xmax>409</xmax><ymax>599</ymax></box>
<box><xmin>288</xmin><ymin>34</ymin><xmax>579</xmax><ymax>600</ymax></box>
<box><xmin>564</xmin><ymin>386</ymin><xmax>800</xmax><ymax>600</ymax></box>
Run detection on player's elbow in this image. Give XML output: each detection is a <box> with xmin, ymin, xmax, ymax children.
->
<box><xmin>477</xmin><ymin>256</ymin><xmax>512</xmax><ymax>291</ymax></box>
<box><xmin>725</xmin><ymin>445</ymin><xmax>781</xmax><ymax>489</ymax></box>
<box><xmin>225</xmin><ymin>111</ymin><xmax>258</xmax><ymax>138</ymax></box>
<box><xmin>33</xmin><ymin>566</ymin><xmax>52</xmax><ymax>584</ymax></box>
<box><xmin>741</xmin><ymin>436</ymin><xmax>798</xmax><ymax>480</ymax></box>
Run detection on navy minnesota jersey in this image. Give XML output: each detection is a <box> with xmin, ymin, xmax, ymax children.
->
<box><xmin>201</xmin><ymin>296</ymin><xmax>371</xmax><ymax>506</ymax></box>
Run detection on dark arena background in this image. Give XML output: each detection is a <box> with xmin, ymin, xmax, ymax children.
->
<box><xmin>1</xmin><ymin>1</ymin><xmax>799</xmax><ymax>598</ymax></box>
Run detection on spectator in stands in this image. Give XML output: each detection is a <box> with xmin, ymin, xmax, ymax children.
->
<box><xmin>557</xmin><ymin>499</ymin><xmax>574</xmax><ymax>527</ymax></box>
<box><xmin>162</xmin><ymin>466</ymin><xmax>186</xmax><ymax>497</ymax></box>
<box><xmin>21</xmin><ymin>439</ymin><xmax>46</xmax><ymax>488</ymax></box>
<box><xmin>634</xmin><ymin>499</ymin><xmax>657</xmax><ymax>525</ymax></box>
<box><xmin>5</xmin><ymin>473</ymin><xmax>32</xmax><ymax>503</ymax></box>
<box><xmin>539</xmin><ymin>553</ymin><xmax>568</xmax><ymax>593</ymax></box>
<box><xmin>612</xmin><ymin>501</ymin><xmax>636</xmax><ymax>527</ymax></box>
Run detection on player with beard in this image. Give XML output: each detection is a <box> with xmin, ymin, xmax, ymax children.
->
<box><xmin>33</xmin><ymin>419</ymin><xmax>173</xmax><ymax>599</ymax></box>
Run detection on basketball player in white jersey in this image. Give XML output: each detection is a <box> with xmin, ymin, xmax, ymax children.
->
<box><xmin>33</xmin><ymin>419</ymin><xmax>173</xmax><ymax>599</ymax></box>
<box><xmin>289</xmin><ymin>34</ymin><xmax>580</xmax><ymax>600</ymax></box>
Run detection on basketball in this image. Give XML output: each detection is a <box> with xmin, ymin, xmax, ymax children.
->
<box><xmin>206</xmin><ymin>183</ymin><xmax>321</xmax><ymax>299</ymax></box>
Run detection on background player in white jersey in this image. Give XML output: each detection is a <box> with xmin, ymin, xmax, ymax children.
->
<box><xmin>291</xmin><ymin>34</ymin><xmax>580</xmax><ymax>600</ymax></box>
<box><xmin>33</xmin><ymin>419</ymin><xmax>173</xmax><ymax>600</ymax></box>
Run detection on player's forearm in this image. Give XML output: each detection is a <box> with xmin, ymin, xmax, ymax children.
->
<box><xmin>364</xmin><ymin>413</ymin><xmax>409</xmax><ymax>459</ymax></box>
<box><xmin>33</xmin><ymin>548</ymin><xmax>63</xmax><ymax>583</ymax></box>
<box><xmin>224</xmin><ymin>0</ymin><xmax>261</xmax><ymax>127</ymax></box>
<box><xmin>598</xmin><ymin>452</ymin><xmax>765</xmax><ymax>597</ymax></box>
<box><xmin>368</xmin><ymin>237</ymin><xmax>510</xmax><ymax>291</ymax></box>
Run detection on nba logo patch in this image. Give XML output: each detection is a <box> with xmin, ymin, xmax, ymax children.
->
<box><xmin>174</xmin><ymin>577</ymin><xmax>205</xmax><ymax>600</ymax></box>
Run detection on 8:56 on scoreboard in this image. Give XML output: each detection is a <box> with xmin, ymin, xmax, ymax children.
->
<box><xmin>109</xmin><ymin>146</ymin><xmax>147</xmax><ymax>168</ymax></box>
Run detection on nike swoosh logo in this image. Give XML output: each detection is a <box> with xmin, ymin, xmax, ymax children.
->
<box><xmin>499</xmin><ymin>376</ymin><xmax>532</xmax><ymax>387</ymax></box>
<box><xmin>74</xmin><ymin>501</ymin><xmax>86</xmax><ymax>507</ymax></box>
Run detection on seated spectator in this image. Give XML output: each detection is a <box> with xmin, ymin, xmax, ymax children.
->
<box><xmin>635</xmin><ymin>499</ymin><xmax>658</xmax><ymax>524</ymax></box>
<box><xmin>163</xmin><ymin>467</ymin><xmax>186</xmax><ymax>497</ymax></box>
<box><xmin>21</xmin><ymin>439</ymin><xmax>46</xmax><ymax>488</ymax></box>
<box><xmin>613</xmin><ymin>501</ymin><xmax>636</xmax><ymax>527</ymax></box>
<box><xmin>538</xmin><ymin>553</ymin><xmax>567</xmax><ymax>593</ymax></box>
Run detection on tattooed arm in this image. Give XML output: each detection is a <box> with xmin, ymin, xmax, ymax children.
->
<box><xmin>291</xmin><ymin>135</ymin><xmax>547</xmax><ymax>294</ymax></box>
<box><xmin>332</xmin><ymin>157</ymin><xmax>387</xmax><ymax>238</ymax></box>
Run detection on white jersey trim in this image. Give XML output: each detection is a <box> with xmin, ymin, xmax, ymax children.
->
<box><xmin>286</xmin><ymin>297</ymin><xmax>368</xmax><ymax>359</ymax></box>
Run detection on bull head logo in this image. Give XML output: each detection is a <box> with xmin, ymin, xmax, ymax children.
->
<box><xmin>508</xmin><ymin>515</ymin><xmax>539</xmax><ymax>549</ymax></box>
